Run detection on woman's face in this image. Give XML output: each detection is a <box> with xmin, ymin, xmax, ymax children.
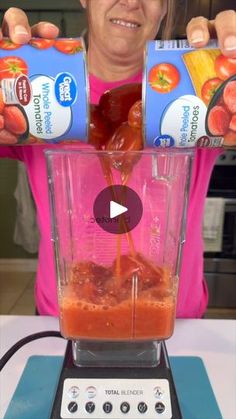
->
<box><xmin>80</xmin><ymin>0</ymin><xmax>167</xmax><ymax>59</ymax></box>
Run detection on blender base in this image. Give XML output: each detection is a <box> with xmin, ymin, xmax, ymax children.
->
<box><xmin>50</xmin><ymin>340</ymin><xmax>182</xmax><ymax>419</ymax></box>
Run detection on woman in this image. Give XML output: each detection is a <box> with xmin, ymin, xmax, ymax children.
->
<box><xmin>0</xmin><ymin>1</ymin><xmax>235</xmax><ymax>317</ymax></box>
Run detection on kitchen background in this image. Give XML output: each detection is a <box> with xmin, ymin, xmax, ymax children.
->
<box><xmin>0</xmin><ymin>0</ymin><xmax>235</xmax><ymax>317</ymax></box>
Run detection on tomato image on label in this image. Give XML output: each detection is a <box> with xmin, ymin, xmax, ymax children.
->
<box><xmin>0</xmin><ymin>56</ymin><xmax>28</xmax><ymax>80</ymax></box>
<box><xmin>148</xmin><ymin>63</ymin><xmax>180</xmax><ymax>93</ymax></box>
<box><xmin>3</xmin><ymin>106</ymin><xmax>28</xmax><ymax>135</ymax></box>
<box><xmin>229</xmin><ymin>114</ymin><xmax>236</xmax><ymax>132</ymax></box>
<box><xmin>223</xmin><ymin>80</ymin><xmax>236</xmax><ymax>114</ymax></box>
<box><xmin>0</xmin><ymin>115</ymin><xmax>4</xmax><ymax>129</ymax></box>
<box><xmin>201</xmin><ymin>78</ymin><xmax>222</xmax><ymax>105</ymax></box>
<box><xmin>208</xmin><ymin>105</ymin><xmax>231</xmax><ymax>136</ymax></box>
<box><xmin>224</xmin><ymin>129</ymin><xmax>236</xmax><ymax>145</ymax></box>
<box><xmin>0</xmin><ymin>88</ymin><xmax>5</xmax><ymax>114</ymax></box>
<box><xmin>29</xmin><ymin>38</ymin><xmax>55</xmax><ymax>49</ymax></box>
<box><xmin>0</xmin><ymin>39</ymin><xmax>21</xmax><ymax>50</ymax></box>
<box><xmin>215</xmin><ymin>55</ymin><xmax>236</xmax><ymax>80</ymax></box>
<box><xmin>54</xmin><ymin>39</ymin><xmax>84</xmax><ymax>54</ymax></box>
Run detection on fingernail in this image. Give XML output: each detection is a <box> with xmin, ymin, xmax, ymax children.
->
<box><xmin>14</xmin><ymin>25</ymin><xmax>29</xmax><ymax>36</ymax></box>
<box><xmin>224</xmin><ymin>35</ymin><xmax>236</xmax><ymax>51</ymax></box>
<box><xmin>190</xmin><ymin>29</ymin><xmax>204</xmax><ymax>44</ymax></box>
<box><xmin>44</xmin><ymin>23</ymin><xmax>58</xmax><ymax>31</ymax></box>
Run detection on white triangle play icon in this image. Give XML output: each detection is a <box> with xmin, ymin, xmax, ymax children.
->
<box><xmin>110</xmin><ymin>201</ymin><xmax>128</xmax><ymax>219</ymax></box>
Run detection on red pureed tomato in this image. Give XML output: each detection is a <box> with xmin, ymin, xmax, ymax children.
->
<box><xmin>88</xmin><ymin>104</ymin><xmax>111</xmax><ymax>149</ymax></box>
<box><xmin>99</xmin><ymin>83</ymin><xmax>142</xmax><ymax>130</ymax></box>
<box><xmin>201</xmin><ymin>78</ymin><xmax>222</xmax><ymax>105</ymax></box>
<box><xmin>0</xmin><ymin>56</ymin><xmax>28</xmax><ymax>80</ymax></box>
<box><xmin>106</xmin><ymin>122</ymin><xmax>143</xmax><ymax>152</ymax></box>
<box><xmin>54</xmin><ymin>39</ymin><xmax>84</xmax><ymax>54</ymax></box>
<box><xmin>148</xmin><ymin>63</ymin><xmax>180</xmax><ymax>93</ymax></box>
<box><xmin>128</xmin><ymin>100</ymin><xmax>142</xmax><ymax>128</ymax></box>
<box><xmin>105</xmin><ymin>122</ymin><xmax>143</xmax><ymax>178</ymax></box>
<box><xmin>215</xmin><ymin>54</ymin><xmax>236</xmax><ymax>80</ymax></box>
<box><xmin>29</xmin><ymin>38</ymin><xmax>55</xmax><ymax>49</ymax></box>
<box><xmin>59</xmin><ymin>259</ymin><xmax>175</xmax><ymax>340</ymax></box>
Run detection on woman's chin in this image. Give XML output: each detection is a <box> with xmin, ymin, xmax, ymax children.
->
<box><xmin>108</xmin><ymin>41</ymin><xmax>141</xmax><ymax>61</ymax></box>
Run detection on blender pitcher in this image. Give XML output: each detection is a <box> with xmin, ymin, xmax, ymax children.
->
<box><xmin>46</xmin><ymin>149</ymin><xmax>193</xmax><ymax>368</ymax></box>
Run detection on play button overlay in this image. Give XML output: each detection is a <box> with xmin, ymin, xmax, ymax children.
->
<box><xmin>110</xmin><ymin>201</ymin><xmax>128</xmax><ymax>219</ymax></box>
<box><xmin>93</xmin><ymin>185</ymin><xmax>143</xmax><ymax>234</ymax></box>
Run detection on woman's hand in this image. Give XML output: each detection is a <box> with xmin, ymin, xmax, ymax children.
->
<box><xmin>0</xmin><ymin>7</ymin><xmax>59</xmax><ymax>44</ymax></box>
<box><xmin>186</xmin><ymin>9</ymin><xmax>236</xmax><ymax>58</ymax></box>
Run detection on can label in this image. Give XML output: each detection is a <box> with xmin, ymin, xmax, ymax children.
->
<box><xmin>144</xmin><ymin>40</ymin><xmax>236</xmax><ymax>147</ymax></box>
<box><xmin>0</xmin><ymin>38</ymin><xmax>88</xmax><ymax>145</ymax></box>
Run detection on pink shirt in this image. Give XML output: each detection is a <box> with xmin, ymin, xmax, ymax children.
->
<box><xmin>0</xmin><ymin>72</ymin><xmax>221</xmax><ymax>318</ymax></box>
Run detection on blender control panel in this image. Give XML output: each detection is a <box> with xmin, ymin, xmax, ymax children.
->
<box><xmin>60</xmin><ymin>378</ymin><xmax>172</xmax><ymax>418</ymax></box>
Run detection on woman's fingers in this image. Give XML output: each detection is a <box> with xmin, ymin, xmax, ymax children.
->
<box><xmin>187</xmin><ymin>10</ymin><xmax>236</xmax><ymax>58</ymax></box>
<box><xmin>31</xmin><ymin>22</ymin><xmax>59</xmax><ymax>39</ymax></box>
<box><xmin>186</xmin><ymin>16</ymin><xmax>212</xmax><ymax>48</ymax></box>
<box><xmin>214</xmin><ymin>10</ymin><xmax>236</xmax><ymax>57</ymax></box>
<box><xmin>1</xmin><ymin>8</ymin><xmax>31</xmax><ymax>43</ymax></box>
<box><xmin>1</xmin><ymin>7</ymin><xmax>59</xmax><ymax>44</ymax></box>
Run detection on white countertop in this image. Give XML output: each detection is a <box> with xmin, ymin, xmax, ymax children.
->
<box><xmin>0</xmin><ymin>316</ymin><xmax>235</xmax><ymax>419</ymax></box>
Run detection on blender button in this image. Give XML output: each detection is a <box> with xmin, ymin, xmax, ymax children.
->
<box><xmin>120</xmin><ymin>402</ymin><xmax>130</xmax><ymax>413</ymax></box>
<box><xmin>85</xmin><ymin>401</ymin><xmax>96</xmax><ymax>413</ymax></box>
<box><xmin>137</xmin><ymin>402</ymin><xmax>148</xmax><ymax>414</ymax></box>
<box><xmin>86</xmin><ymin>386</ymin><xmax>97</xmax><ymax>398</ymax></box>
<box><xmin>103</xmin><ymin>401</ymin><xmax>113</xmax><ymax>414</ymax></box>
<box><xmin>67</xmin><ymin>401</ymin><xmax>78</xmax><ymax>413</ymax></box>
<box><xmin>153</xmin><ymin>386</ymin><xmax>164</xmax><ymax>399</ymax></box>
<box><xmin>68</xmin><ymin>386</ymin><xmax>80</xmax><ymax>398</ymax></box>
<box><xmin>155</xmin><ymin>402</ymin><xmax>165</xmax><ymax>414</ymax></box>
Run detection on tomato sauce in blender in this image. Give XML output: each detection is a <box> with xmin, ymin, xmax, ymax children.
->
<box><xmin>59</xmin><ymin>84</ymin><xmax>176</xmax><ymax>341</ymax></box>
<box><xmin>60</xmin><ymin>255</ymin><xmax>176</xmax><ymax>340</ymax></box>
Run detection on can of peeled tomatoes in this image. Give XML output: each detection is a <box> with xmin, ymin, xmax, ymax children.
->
<box><xmin>0</xmin><ymin>37</ymin><xmax>88</xmax><ymax>145</ymax></box>
<box><xmin>143</xmin><ymin>39</ymin><xmax>236</xmax><ymax>147</ymax></box>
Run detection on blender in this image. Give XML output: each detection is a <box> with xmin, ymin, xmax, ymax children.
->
<box><xmin>46</xmin><ymin>149</ymin><xmax>193</xmax><ymax>419</ymax></box>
